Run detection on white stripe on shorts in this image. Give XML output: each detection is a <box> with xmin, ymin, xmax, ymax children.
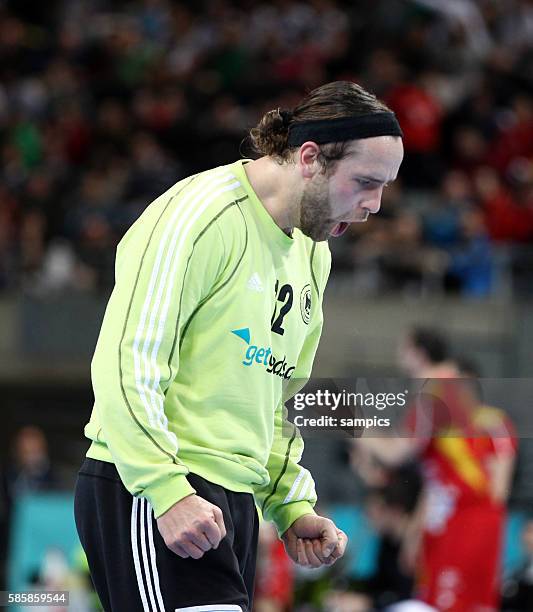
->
<box><xmin>140</xmin><ymin>497</ymin><xmax>159</xmax><ymax>611</ymax></box>
<box><xmin>145</xmin><ymin>499</ymin><xmax>166</xmax><ymax>612</ymax></box>
<box><xmin>131</xmin><ymin>497</ymin><xmax>151</xmax><ymax>611</ymax></box>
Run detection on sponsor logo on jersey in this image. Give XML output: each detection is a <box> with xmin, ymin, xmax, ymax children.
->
<box><xmin>231</xmin><ymin>327</ymin><xmax>295</xmax><ymax>379</ymax></box>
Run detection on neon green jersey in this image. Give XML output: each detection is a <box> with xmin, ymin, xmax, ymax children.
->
<box><xmin>84</xmin><ymin>159</ymin><xmax>331</xmax><ymax>535</ymax></box>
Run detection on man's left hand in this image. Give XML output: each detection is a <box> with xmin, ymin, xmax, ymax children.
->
<box><xmin>281</xmin><ymin>514</ymin><xmax>348</xmax><ymax>568</ymax></box>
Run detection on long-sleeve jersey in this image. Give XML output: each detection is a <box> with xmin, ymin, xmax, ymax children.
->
<box><xmin>84</xmin><ymin>159</ymin><xmax>331</xmax><ymax>536</ymax></box>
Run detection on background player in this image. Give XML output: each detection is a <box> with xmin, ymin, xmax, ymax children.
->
<box><xmin>355</xmin><ymin>327</ymin><xmax>516</xmax><ymax>611</ymax></box>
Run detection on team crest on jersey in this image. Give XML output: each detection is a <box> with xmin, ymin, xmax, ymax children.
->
<box><xmin>300</xmin><ymin>284</ymin><xmax>311</xmax><ymax>324</ymax></box>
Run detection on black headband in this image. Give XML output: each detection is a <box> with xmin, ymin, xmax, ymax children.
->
<box><xmin>287</xmin><ymin>112</ymin><xmax>403</xmax><ymax>146</ymax></box>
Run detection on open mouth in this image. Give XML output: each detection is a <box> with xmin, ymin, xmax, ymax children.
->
<box><xmin>329</xmin><ymin>221</ymin><xmax>349</xmax><ymax>237</ymax></box>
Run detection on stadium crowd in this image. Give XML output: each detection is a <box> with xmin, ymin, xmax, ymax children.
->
<box><xmin>0</xmin><ymin>0</ymin><xmax>532</xmax><ymax>297</ymax></box>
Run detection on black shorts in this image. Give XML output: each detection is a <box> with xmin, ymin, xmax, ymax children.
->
<box><xmin>74</xmin><ymin>458</ymin><xmax>259</xmax><ymax>612</ymax></box>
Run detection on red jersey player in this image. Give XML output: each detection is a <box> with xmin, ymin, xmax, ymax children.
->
<box><xmin>355</xmin><ymin>328</ymin><xmax>516</xmax><ymax>611</ymax></box>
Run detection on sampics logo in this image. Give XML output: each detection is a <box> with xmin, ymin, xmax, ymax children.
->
<box><xmin>231</xmin><ymin>328</ymin><xmax>295</xmax><ymax>379</ymax></box>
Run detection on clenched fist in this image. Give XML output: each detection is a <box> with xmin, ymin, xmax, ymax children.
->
<box><xmin>281</xmin><ymin>514</ymin><xmax>348</xmax><ymax>568</ymax></box>
<box><xmin>156</xmin><ymin>494</ymin><xmax>226</xmax><ymax>559</ymax></box>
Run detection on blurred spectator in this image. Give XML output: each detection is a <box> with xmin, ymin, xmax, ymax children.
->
<box><xmin>0</xmin><ymin>426</ymin><xmax>60</xmax><ymax>592</ymax></box>
<box><xmin>488</xmin><ymin>95</ymin><xmax>533</xmax><ymax>177</ymax></box>
<box><xmin>447</xmin><ymin>207</ymin><xmax>493</xmax><ymax>297</ymax></box>
<box><xmin>4</xmin><ymin>425</ymin><xmax>59</xmax><ymax>499</ymax></box>
<box><xmin>422</xmin><ymin>171</ymin><xmax>467</xmax><ymax>251</ymax></box>
<box><xmin>351</xmin><ymin>209</ymin><xmax>449</xmax><ymax>296</ymax></box>
<box><xmin>474</xmin><ymin>166</ymin><xmax>533</xmax><ymax>243</ymax></box>
<box><xmin>378</xmin><ymin>213</ymin><xmax>446</xmax><ymax>293</ymax></box>
<box><xmin>450</xmin><ymin>125</ymin><xmax>490</xmax><ymax>175</ymax></box>
<box><xmin>386</xmin><ymin>71</ymin><xmax>444</xmax><ymax>188</ymax></box>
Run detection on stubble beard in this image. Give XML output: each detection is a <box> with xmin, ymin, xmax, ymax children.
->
<box><xmin>298</xmin><ymin>178</ymin><xmax>334</xmax><ymax>242</ymax></box>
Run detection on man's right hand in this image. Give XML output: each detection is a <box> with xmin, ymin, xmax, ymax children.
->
<box><xmin>156</xmin><ymin>494</ymin><xmax>226</xmax><ymax>559</ymax></box>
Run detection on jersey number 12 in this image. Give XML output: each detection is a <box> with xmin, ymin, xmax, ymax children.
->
<box><xmin>271</xmin><ymin>280</ymin><xmax>293</xmax><ymax>336</ymax></box>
